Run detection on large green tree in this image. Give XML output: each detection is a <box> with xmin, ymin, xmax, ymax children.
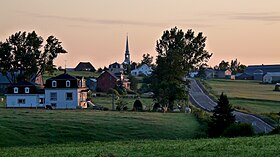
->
<box><xmin>0</xmin><ymin>31</ymin><xmax>67</xmax><ymax>83</ymax></box>
<box><xmin>152</xmin><ymin>27</ymin><xmax>212</xmax><ymax>109</ymax></box>
<box><xmin>208</xmin><ymin>93</ymin><xmax>235</xmax><ymax>137</ymax></box>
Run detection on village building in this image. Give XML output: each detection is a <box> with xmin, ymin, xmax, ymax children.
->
<box><xmin>245</xmin><ymin>64</ymin><xmax>280</xmax><ymax>80</ymax></box>
<box><xmin>6</xmin><ymin>81</ymin><xmax>45</xmax><ymax>108</ymax></box>
<box><xmin>235</xmin><ymin>73</ymin><xmax>254</xmax><ymax>80</ymax></box>
<box><xmin>86</xmin><ymin>78</ymin><xmax>97</xmax><ymax>91</ymax></box>
<box><xmin>44</xmin><ymin>73</ymin><xmax>88</xmax><ymax>109</ymax></box>
<box><xmin>263</xmin><ymin>72</ymin><xmax>280</xmax><ymax>83</ymax></box>
<box><xmin>108</xmin><ymin>62</ymin><xmax>124</xmax><ymax>77</ymax></box>
<box><xmin>96</xmin><ymin>71</ymin><xmax>118</xmax><ymax>92</ymax></box>
<box><xmin>131</xmin><ymin>64</ymin><xmax>153</xmax><ymax>76</ymax></box>
<box><xmin>74</xmin><ymin>62</ymin><xmax>96</xmax><ymax>72</ymax></box>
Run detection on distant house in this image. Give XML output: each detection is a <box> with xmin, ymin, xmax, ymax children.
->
<box><xmin>0</xmin><ymin>73</ymin><xmax>11</xmax><ymax>94</ymax></box>
<box><xmin>189</xmin><ymin>72</ymin><xmax>198</xmax><ymax>78</ymax></box>
<box><xmin>216</xmin><ymin>69</ymin><xmax>232</xmax><ymax>79</ymax></box>
<box><xmin>6</xmin><ymin>81</ymin><xmax>45</xmax><ymax>108</ymax></box>
<box><xmin>86</xmin><ymin>78</ymin><xmax>97</xmax><ymax>91</ymax></box>
<box><xmin>263</xmin><ymin>72</ymin><xmax>280</xmax><ymax>83</ymax></box>
<box><xmin>131</xmin><ymin>64</ymin><xmax>153</xmax><ymax>76</ymax></box>
<box><xmin>0</xmin><ymin>72</ymin><xmax>43</xmax><ymax>94</ymax></box>
<box><xmin>96</xmin><ymin>71</ymin><xmax>118</xmax><ymax>92</ymax></box>
<box><xmin>235</xmin><ymin>73</ymin><xmax>253</xmax><ymax>80</ymax></box>
<box><xmin>245</xmin><ymin>64</ymin><xmax>280</xmax><ymax>80</ymax></box>
<box><xmin>74</xmin><ymin>62</ymin><xmax>96</xmax><ymax>72</ymax></box>
<box><xmin>44</xmin><ymin>73</ymin><xmax>88</xmax><ymax>109</ymax></box>
<box><xmin>108</xmin><ymin>62</ymin><xmax>124</xmax><ymax>77</ymax></box>
<box><xmin>205</xmin><ymin>69</ymin><xmax>215</xmax><ymax>79</ymax></box>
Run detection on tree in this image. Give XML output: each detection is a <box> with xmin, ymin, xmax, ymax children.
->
<box><xmin>218</xmin><ymin>60</ymin><xmax>229</xmax><ymax>70</ymax></box>
<box><xmin>127</xmin><ymin>75</ymin><xmax>138</xmax><ymax>91</ymax></box>
<box><xmin>141</xmin><ymin>53</ymin><xmax>153</xmax><ymax>66</ymax></box>
<box><xmin>152</xmin><ymin>27</ymin><xmax>212</xmax><ymax>109</ymax></box>
<box><xmin>208</xmin><ymin>93</ymin><xmax>235</xmax><ymax>137</ymax></box>
<box><xmin>0</xmin><ymin>31</ymin><xmax>67</xmax><ymax>83</ymax></box>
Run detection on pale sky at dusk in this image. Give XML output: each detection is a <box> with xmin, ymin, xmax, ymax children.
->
<box><xmin>1</xmin><ymin>0</ymin><xmax>280</xmax><ymax>68</ymax></box>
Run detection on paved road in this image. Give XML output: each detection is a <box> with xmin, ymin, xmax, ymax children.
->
<box><xmin>189</xmin><ymin>79</ymin><xmax>274</xmax><ymax>133</ymax></box>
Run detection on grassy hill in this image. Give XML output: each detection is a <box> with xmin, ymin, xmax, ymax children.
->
<box><xmin>0</xmin><ymin>109</ymin><xmax>206</xmax><ymax>147</ymax></box>
<box><xmin>1</xmin><ymin>134</ymin><xmax>279</xmax><ymax>156</ymax></box>
<box><xmin>43</xmin><ymin>70</ymin><xmax>101</xmax><ymax>81</ymax></box>
<box><xmin>201</xmin><ymin>79</ymin><xmax>280</xmax><ymax>114</ymax></box>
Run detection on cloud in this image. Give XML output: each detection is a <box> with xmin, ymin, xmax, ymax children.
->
<box><xmin>215</xmin><ymin>12</ymin><xmax>280</xmax><ymax>22</ymax></box>
<box><xmin>17</xmin><ymin>11</ymin><xmax>167</xmax><ymax>27</ymax></box>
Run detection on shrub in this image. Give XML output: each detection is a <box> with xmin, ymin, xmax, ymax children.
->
<box><xmin>152</xmin><ymin>103</ymin><xmax>161</xmax><ymax>111</ymax></box>
<box><xmin>269</xmin><ymin>126</ymin><xmax>280</xmax><ymax>135</ymax></box>
<box><xmin>116</xmin><ymin>100</ymin><xmax>128</xmax><ymax>111</ymax></box>
<box><xmin>107</xmin><ymin>88</ymin><xmax>120</xmax><ymax>96</ymax></box>
<box><xmin>133</xmin><ymin>100</ymin><xmax>143</xmax><ymax>111</ymax></box>
<box><xmin>222</xmin><ymin>123</ymin><xmax>254</xmax><ymax>138</ymax></box>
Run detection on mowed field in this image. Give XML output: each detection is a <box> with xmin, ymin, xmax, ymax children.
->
<box><xmin>203</xmin><ymin>79</ymin><xmax>280</xmax><ymax>113</ymax></box>
<box><xmin>0</xmin><ymin>109</ymin><xmax>206</xmax><ymax>147</ymax></box>
<box><xmin>1</xmin><ymin>135</ymin><xmax>280</xmax><ymax>157</ymax></box>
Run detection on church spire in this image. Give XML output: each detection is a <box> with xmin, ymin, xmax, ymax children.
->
<box><xmin>124</xmin><ymin>34</ymin><xmax>130</xmax><ymax>64</ymax></box>
<box><xmin>125</xmin><ymin>35</ymin><xmax>129</xmax><ymax>55</ymax></box>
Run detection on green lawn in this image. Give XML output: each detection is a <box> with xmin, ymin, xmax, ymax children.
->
<box><xmin>202</xmin><ymin>79</ymin><xmax>280</xmax><ymax>114</ymax></box>
<box><xmin>92</xmin><ymin>96</ymin><xmax>154</xmax><ymax>110</ymax></box>
<box><xmin>0</xmin><ymin>109</ymin><xmax>205</xmax><ymax>147</ymax></box>
<box><xmin>43</xmin><ymin>70</ymin><xmax>101</xmax><ymax>81</ymax></box>
<box><xmin>1</xmin><ymin>135</ymin><xmax>280</xmax><ymax>157</ymax></box>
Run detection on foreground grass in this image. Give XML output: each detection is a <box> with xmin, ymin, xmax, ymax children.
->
<box><xmin>203</xmin><ymin>79</ymin><xmax>280</xmax><ymax>114</ymax></box>
<box><xmin>0</xmin><ymin>109</ymin><xmax>205</xmax><ymax>147</ymax></box>
<box><xmin>1</xmin><ymin>135</ymin><xmax>280</xmax><ymax>157</ymax></box>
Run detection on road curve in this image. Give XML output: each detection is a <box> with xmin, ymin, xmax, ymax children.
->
<box><xmin>189</xmin><ymin>79</ymin><xmax>274</xmax><ymax>133</ymax></box>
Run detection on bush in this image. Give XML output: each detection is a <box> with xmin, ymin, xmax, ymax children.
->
<box><xmin>133</xmin><ymin>100</ymin><xmax>143</xmax><ymax>111</ymax></box>
<box><xmin>107</xmin><ymin>88</ymin><xmax>120</xmax><ymax>96</ymax></box>
<box><xmin>116</xmin><ymin>100</ymin><xmax>128</xmax><ymax>111</ymax></box>
<box><xmin>222</xmin><ymin>123</ymin><xmax>254</xmax><ymax>138</ymax></box>
<box><xmin>152</xmin><ymin>103</ymin><xmax>161</xmax><ymax>111</ymax></box>
<box><xmin>269</xmin><ymin>126</ymin><xmax>280</xmax><ymax>135</ymax></box>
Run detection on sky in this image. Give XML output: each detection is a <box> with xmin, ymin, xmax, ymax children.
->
<box><xmin>0</xmin><ymin>0</ymin><xmax>280</xmax><ymax>68</ymax></box>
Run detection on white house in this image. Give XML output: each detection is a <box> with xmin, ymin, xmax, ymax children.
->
<box><xmin>263</xmin><ymin>72</ymin><xmax>280</xmax><ymax>83</ymax></box>
<box><xmin>6</xmin><ymin>81</ymin><xmax>45</xmax><ymax>108</ymax></box>
<box><xmin>44</xmin><ymin>73</ymin><xmax>88</xmax><ymax>109</ymax></box>
<box><xmin>131</xmin><ymin>64</ymin><xmax>153</xmax><ymax>76</ymax></box>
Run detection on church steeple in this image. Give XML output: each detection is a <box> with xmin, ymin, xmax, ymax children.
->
<box><xmin>124</xmin><ymin>34</ymin><xmax>130</xmax><ymax>64</ymax></box>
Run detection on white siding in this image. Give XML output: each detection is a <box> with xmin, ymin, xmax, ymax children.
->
<box><xmin>6</xmin><ymin>94</ymin><xmax>43</xmax><ymax>108</ymax></box>
<box><xmin>45</xmin><ymin>88</ymin><xmax>79</xmax><ymax>109</ymax></box>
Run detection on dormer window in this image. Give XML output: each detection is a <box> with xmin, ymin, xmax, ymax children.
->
<box><xmin>14</xmin><ymin>87</ymin><xmax>18</xmax><ymax>93</ymax></box>
<box><xmin>52</xmin><ymin>81</ymin><xmax>57</xmax><ymax>87</ymax></box>
<box><xmin>66</xmin><ymin>80</ymin><xmax>70</xmax><ymax>87</ymax></box>
<box><xmin>25</xmin><ymin>87</ymin><xmax>29</xmax><ymax>93</ymax></box>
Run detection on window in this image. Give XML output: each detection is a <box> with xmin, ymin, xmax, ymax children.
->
<box><xmin>50</xmin><ymin>92</ymin><xmax>57</xmax><ymax>101</ymax></box>
<box><xmin>25</xmin><ymin>87</ymin><xmax>29</xmax><ymax>93</ymax></box>
<box><xmin>14</xmin><ymin>87</ymin><xmax>18</xmax><ymax>93</ymax></box>
<box><xmin>66</xmin><ymin>80</ymin><xmax>70</xmax><ymax>87</ymax></box>
<box><xmin>18</xmin><ymin>99</ymin><xmax>25</xmax><ymax>104</ymax></box>
<box><xmin>52</xmin><ymin>81</ymin><xmax>57</xmax><ymax>87</ymax></box>
<box><xmin>39</xmin><ymin>98</ymin><xmax>45</xmax><ymax>104</ymax></box>
<box><xmin>66</xmin><ymin>92</ymin><xmax>73</xmax><ymax>100</ymax></box>
<box><xmin>51</xmin><ymin>103</ymin><xmax>56</xmax><ymax>107</ymax></box>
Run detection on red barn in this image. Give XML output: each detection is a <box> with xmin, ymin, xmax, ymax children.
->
<box><xmin>96</xmin><ymin>71</ymin><xmax>118</xmax><ymax>92</ymax></box>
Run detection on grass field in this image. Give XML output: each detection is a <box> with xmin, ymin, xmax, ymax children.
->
<box><xmin>92</xmin><ymin>96</ymin><xmax>154</xmax><ymax>110</ymax></box>
<box><xmin>202</xmin><ymin>79</ymin><xmax>280</xmax><ymax>114</ymax></box>
<box><xmin>43</xmin><ymin>70</ymin><xmax>101</xmax><ymax>81</ymax></box>
<box><xmin>1</xmin><ymin>135</ymin><xmax>279</xmax><ymax>157</ymax></box>
<box><xmin>0</xmin><ymin>109</ymin><xmax>205</xmax><ymax>147</ymax></box>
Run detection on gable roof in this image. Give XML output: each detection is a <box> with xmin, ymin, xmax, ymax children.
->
<box><xmin>0</xmin><ymin>73</ymin><xmax>10</xmax><ymax>84</ymax></box>
<box><xmin>245</xmin><ymin>64</ymin><xmax>280</xmax><ymax>74</ymax></box>
<box><xmin>74</xmin><ymin>62</ymin><xmax>96</xmax><ymax>71</ymax></box>
<box><xmin>97</xmin><ymin>70</ymin><xmax>118</xmax><ymax>80</ymax></box>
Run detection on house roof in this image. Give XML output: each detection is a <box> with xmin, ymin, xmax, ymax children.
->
<box><xmin>245</xmin><ymin>64</ymin><xmax>280</xmax><ymax>74</ymax></box>
<box><xmin>47</xmin><ymin>73</ymin><xmax>77</xmax><ymax>81</ymax></box>
<box><xmin>74</xmin><ymin>62</ymin><xmax>96</xmax><ymax>71</ymax></box>
<box><xmin>0</xmin><ymin>73</ymin><xmax>10</xmax><ymax>84</ymax></box>
<box><xmin>97</xmin><ymin>70</ymin><xmax>118</xmax><ymax>80</ymax></box>
<box><xmin>265</xmin><ymin>72</ymin><xmax>280</xmax><ymax>76</ymax></box>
